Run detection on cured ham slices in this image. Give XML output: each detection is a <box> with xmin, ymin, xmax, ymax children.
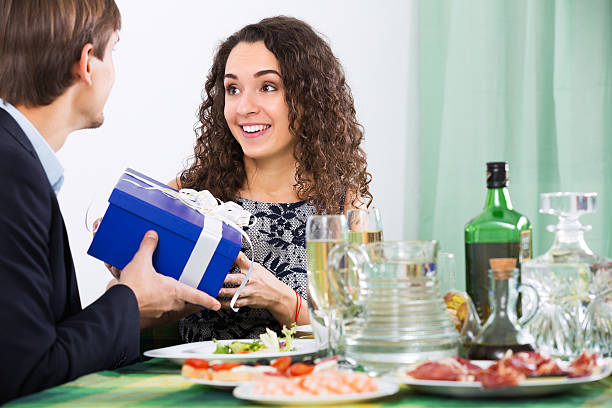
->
<box><xmin>404</xmin><ymin>351</ymin><xmax>600</xmax><ymax>389</ymax></box>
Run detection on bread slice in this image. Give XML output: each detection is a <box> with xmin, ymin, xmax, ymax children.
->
<box><xmin>182</xmin><ymin>364</ymin><xmax>212</xmax><ymax>380</ymax></box>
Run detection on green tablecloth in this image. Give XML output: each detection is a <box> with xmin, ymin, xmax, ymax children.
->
<box><xmin>6</xmin><ymin>359</ymin><xmax>612</xmax><ymax>407</ymax></box>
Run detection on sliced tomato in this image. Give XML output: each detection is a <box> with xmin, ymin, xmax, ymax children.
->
<box><xmin>211</xmin><ymin>362</ymin><xmax>242</xmax><ymax>371</ymax></box>
<box><xmin>271</xmin><ymin>356</ymin><xmax>292</xmax><ymax>373</ymax></box>
<box><xmin>184</xmin><ymin>358</ymin><xmax>209</xmax><ymax>369</ymax></box>
<box><xmin>288</xmin><ymin>362</ymin><xmax>314</xmax><ymax>377</ymax></box>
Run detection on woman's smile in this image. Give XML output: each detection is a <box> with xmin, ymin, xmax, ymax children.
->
<box><xmin>240</xmin><ymin>123</ymin><xmax>271</xmax><ymax>139</ymax></box>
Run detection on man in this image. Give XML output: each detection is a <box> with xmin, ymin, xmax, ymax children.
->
<box><xmin>0</xmin><ymin>0</ymin><xmax>220</xmax><ymax>402</ymax></box>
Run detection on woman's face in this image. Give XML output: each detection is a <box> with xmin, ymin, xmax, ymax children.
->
<box><xmin>223</xmin><ymin>41</ymin><xmax>294</xmax><ymax>162</ymax></box>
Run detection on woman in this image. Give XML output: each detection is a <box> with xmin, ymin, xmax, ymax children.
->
<box><xmin>174</xmin><ymin>16</ymin><xmax>372</xmax><ymax>341</ymax></box>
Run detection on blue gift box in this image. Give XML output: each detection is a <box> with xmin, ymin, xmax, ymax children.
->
<box><xmin>87</xmin><ymin>168</ymin><xmax>242</xmax><ymax>297</ymax></box>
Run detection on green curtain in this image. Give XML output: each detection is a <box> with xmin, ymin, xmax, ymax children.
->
<box><xmin>416</xmin><ymin>0</ymin><xmax>612</xmax><ymax>290</ymax></box>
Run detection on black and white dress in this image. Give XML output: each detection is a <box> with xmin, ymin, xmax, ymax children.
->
<box><xmin>179</xmin><ymin>198</ymin><xmax>316</xmax><ymax>341</ymax></box>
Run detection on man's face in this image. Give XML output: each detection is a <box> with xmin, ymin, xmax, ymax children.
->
<box><xmin>77</xmin><ymin>31</ymin><xmax>119</xmax><ymax>129</ymax></box>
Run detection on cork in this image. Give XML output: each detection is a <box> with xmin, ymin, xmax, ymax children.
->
<box><xmin>489</xmin><ymin>258</ymin><xmax>517</xmax><ymax>270</ymax></box>
<box><xmin>489</xmin><ymin>258</ymin><xmax>517</xmax><ymax>279</ymax></box>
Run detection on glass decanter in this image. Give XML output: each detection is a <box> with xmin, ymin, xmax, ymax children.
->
<box><xmin>467</xmin><ymin>259</ymin><xmax>539</xmax><ymax>360</ymax></box>
<box><xmin>522</xmin><ymin>192</ymin><xmax>612</xmax><ymax>358</ymax></box>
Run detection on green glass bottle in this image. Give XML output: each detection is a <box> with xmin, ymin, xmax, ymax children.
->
<box><xmin>465</xmin><ymin>162</ymin><xmax>532</xmax><ymax>323</ymax></box>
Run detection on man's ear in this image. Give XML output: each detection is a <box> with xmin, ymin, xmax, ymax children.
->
<box><xmin>75</xmin><ymin>43</ymin><xmax>94</xmax><ymax>86</ymax></box>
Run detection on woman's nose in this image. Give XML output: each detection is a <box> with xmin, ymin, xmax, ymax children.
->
<box><xmin>236</xmin><ymin>91</ymin><xmax>259</xmax><ymax>116</ymax></box>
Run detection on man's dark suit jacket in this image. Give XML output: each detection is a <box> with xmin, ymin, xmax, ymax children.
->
<box><xmin>0</xmin><ymin>108</ymin><xmax>140</xmax><ymax>403</ymax></box>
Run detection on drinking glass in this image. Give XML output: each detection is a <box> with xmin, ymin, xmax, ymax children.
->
<box><xmin>306</xmin><ymin>215</ymin><xmax>348</xmax><ymax>355</ymax></box>
<box><xmin>85</xmin><ymin>193</ymin><xmax>110</xmax><ymax>234</ymax></box>
<box><xmin>347</xmin><ymin>207</ymin><xmax>383</xmax><ymax>244</ymax></box>
<box><xmin>437</xmin><ymin>252</ymin><xmax>457</xmax><ymax>296</ymax></box>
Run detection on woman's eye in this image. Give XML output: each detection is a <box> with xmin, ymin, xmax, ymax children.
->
<box><xmin>226</xmin><ymin>86</ymin><xmax>240</xmax><ymax>95</ymax></box>
<box><xmin>262</xmin><ymin>84</ymin><xmax>277</xmax><ymax>92</ymax></box>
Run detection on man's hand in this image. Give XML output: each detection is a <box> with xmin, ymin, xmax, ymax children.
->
<box><xmin>107</xmin><ymin>230</ymin><xmax>221</xmax><ymax>329</ymax></box>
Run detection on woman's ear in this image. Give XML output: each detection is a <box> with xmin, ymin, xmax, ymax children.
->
<box><xmin>74</xmin><ymin>43</ymin><xmax>94</xmax><ymax>85</ymax></box>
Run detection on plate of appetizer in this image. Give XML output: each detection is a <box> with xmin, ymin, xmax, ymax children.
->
<box><xmin>145</xmin><ymin>326</ymin><xmax>319</xmax><ymax>365</ymax></box>
<box><xmin>182</xmin><ymin>355</ymin><xmax>339</xmax><ymax>390</ymax></box>
<box><xmin>232</xmin><ymin>366</ymin><xmax>399</xmax><ymax>405</ymax></box>
<box><xmin>182</xmin><ymin>358</ymin><xmax>279</xmax><ymax>389</ymax></box>
<box><xmin>390</xmin><ymin>350</ymin><xmax>612</xmax><ymax>398</ymax></box>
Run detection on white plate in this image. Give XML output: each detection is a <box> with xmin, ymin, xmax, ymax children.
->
<box><xmin>144</xmin><ymin>338</ymin><xmax>319</xmax><ymax>365</ymax></box>
<box><xmin>295</xmin><ymin>324</ymin><xmax>313</xmax><ymax>335</ymax></box>
<box><xmin>184</xmin><ymin>376</ymin><xmax>242</xmax><ymax>390</ymax></box>
<box><xmin>390</xmin><ymin>358</ymin><xmax>612</xmax><ymax>398</ymax></box>
<box><xmin>232</xmin><ymin>378</ymin><xmax>399</xmax><ymax>406</ymax></box>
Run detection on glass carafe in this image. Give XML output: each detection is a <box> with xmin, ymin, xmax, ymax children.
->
<box><xmin>522</xmin><ymin>192</ymin><xmax>612</xmax><ymax>358</ymax></box>
<box><xmin>467</xmin><ymin>263</ymin><xmax>539</xmax><ymax>360</ymax></box>
<box><xmin>327</xmin><ymin>241</ymin><xmax>459</xmax><ymax>374</ymax></box>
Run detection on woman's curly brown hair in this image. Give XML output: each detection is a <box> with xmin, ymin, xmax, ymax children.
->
<box><xmin>180</xmin><ymin>16</ymin><xmax>372</xmax><ymax>214</ymax></box>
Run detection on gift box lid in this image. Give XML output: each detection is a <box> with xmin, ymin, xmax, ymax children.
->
<box><xmin>109</xmin><ymin>169</ymin><xmax>241</xmax><ymax>256</ymax></box>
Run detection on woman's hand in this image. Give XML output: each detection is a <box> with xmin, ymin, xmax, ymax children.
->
<box><xmin>217</xmin><ymin>252</ymin><xmax>302</xmax><ymax>326</ymax></box>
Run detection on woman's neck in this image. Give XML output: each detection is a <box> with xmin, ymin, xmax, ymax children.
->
<box><xmin>239</xmin><ymin>154</ymin><xmax>301</xmax><ymax>203</ymax></box>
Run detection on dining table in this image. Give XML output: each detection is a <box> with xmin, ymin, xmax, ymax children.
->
<box><xmin>5</xmin><ymin>357</ymin><xmax>612</xmax><ymax>407</ymax></box>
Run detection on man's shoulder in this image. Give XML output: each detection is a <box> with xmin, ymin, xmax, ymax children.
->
<box><xmin>0</xmin><ymin>110</ymin><xmax>46</xmax><ymax>181</ymax></box>
<box><xmin>0</xmin><ymin>107</ymin><xmax>35</xmax><ymax>153</ymax></box>
<box><xmin>0</xmin><ymin>112</ymin><xmax>53</xmax><ymax>219</ymax></box>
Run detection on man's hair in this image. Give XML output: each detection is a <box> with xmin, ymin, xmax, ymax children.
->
<box><xmin>0</xmin><ymin>0</ymin><xmax>121</xmax><ymax>107</ymax></box>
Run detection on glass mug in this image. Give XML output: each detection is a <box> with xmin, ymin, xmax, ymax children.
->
<box><xmin>305</xmin><ymin>215</ymin><xmax>348</xmax><ymax>355</ymax></box>
<box><xmin>327</xmin><ymin>240</ymin><xmax>459</xmax><ymax>374</ymax></box>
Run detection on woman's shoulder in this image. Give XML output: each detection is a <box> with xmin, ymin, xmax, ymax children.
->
<box><xmin>167</xmin><ymin>178</ymin><xmax>181</xmax><ymax>190</ymax></box>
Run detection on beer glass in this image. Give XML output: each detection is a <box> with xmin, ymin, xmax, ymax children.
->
<box><xmin>347</xmin><ymin>207</ymin><xmax>383</xmax><ymax>244</ymax></box>
<box><xmin>306</xmin><ymin>215</ymin><xmax>347</xmax><ymax>355</ymax></box>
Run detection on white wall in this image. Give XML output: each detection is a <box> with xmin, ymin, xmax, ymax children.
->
<box><xmin>57</xmin><ymin>0</ymin><xmax>419</xmax><ymax>306</ymax></box>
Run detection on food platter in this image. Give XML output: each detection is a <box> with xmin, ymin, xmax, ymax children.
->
<box><xmin>390</xmin><ymin>358</ymin><xmax>612</xmax><ymax>398</ymax></box>
<box><xmin>184</xmin><ymin>376</ymin><xmax>243</xmax><ymax>390</ymax></box>
<box><xmin>144</xmin><ymin>338</ymin><xmax>319</xmax><ymax>365</ymax></box>
<box><xmin>232</xmin><ymin>379</ymin><xmax>399</xmax><ymax>405</ymax></box>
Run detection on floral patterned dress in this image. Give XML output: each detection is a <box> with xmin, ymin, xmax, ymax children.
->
<box><xmin>179</xmin><ymin>198</ymin><xmax>316</xmax><ymax>341</ymax></box>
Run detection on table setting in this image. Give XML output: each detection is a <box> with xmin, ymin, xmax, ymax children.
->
<box><xmin>7</xmin><ymin>168</ymin><xmax>612</xmax><ymax>407</ymax></box>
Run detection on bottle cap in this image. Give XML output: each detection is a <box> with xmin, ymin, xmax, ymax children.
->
<box><xmin>486</xmin><ymin>162</ymin><xmax>508</xmax><ymax>188</ymax></box>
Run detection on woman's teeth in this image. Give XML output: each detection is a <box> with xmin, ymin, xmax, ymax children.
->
<box><xmin>242</xmin><ymin>124</ymin><xmax>270</xmax><ymax>133</ymax></box>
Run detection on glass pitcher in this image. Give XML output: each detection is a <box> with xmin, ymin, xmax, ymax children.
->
<box><xmin>327</xmin><ymin>240</ymin><xmax>459</xmax><ymax>373</ymax></box>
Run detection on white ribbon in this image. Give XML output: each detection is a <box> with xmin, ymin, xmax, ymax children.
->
<box><xmin>179</xmin><ymin>215</ymin><xmax>223</xmax><ymax>289</ymax></box>
<box><xmin>122</xmin><ymin>170</ymin><xmax>256</xmax><ymax>312</ymax></box>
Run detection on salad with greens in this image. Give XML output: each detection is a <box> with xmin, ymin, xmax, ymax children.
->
<box><xmin>213</xmin><ymin>324</ymin><xmax>297</xmax><ymax>354</ymax></box>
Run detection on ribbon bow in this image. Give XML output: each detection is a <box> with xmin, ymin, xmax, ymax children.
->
<box><xmin>177</xmin><ymin>189</ymin><xmax>254</xmax><ymax>229</ymax></box>
<box><xmin>124</xmin><ymin>171</ymin><xmax>256</xmax><ymax>312</ymax></box>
